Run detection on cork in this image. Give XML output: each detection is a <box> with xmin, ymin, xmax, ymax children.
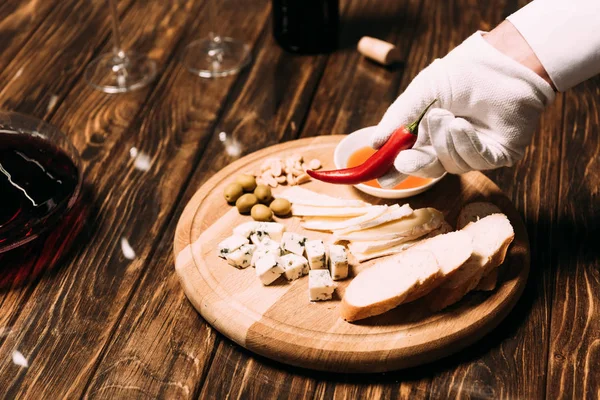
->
<box><xmin>357</xmin><ymin>36</ymin><xmax>401</xmax><ymax>65</ymax></box>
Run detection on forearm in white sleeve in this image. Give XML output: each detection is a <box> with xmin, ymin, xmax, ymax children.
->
<box><xmin>507</xmin><ymin>0</ymin><xmax>600</xmax><ymax>91</ymax></box>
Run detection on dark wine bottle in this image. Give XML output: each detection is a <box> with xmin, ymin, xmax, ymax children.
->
<box><xmin>272</xmin><ymin>0</ymin><xmax>339</xmax><ymax>54</ymax></box>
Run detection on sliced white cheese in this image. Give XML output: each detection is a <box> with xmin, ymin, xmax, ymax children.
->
<box><xmin>226</xmin><ymin>244</ymin><xmax>256</xmax><ymax>269</ymax></box>
<box><xmin>279</xmin><ymin>186</ymin><xmax>369</xmax><ymax>208</ymax></box>
<box><xmin>255</xmin><ymin>254</ymin><xmax>284</xmax><ymax>285</ymax></box>
<box><xmin>281</xmin><ymin>232</ymin><xmax>307</xmax><ymax>256</ymax></box>
<box><xmin>350</xmin><ymin>221</ymin><xmax>452</xmax><ymax>262</ymax></box>
<box><xmin>301</xmin><ymin>205</ymin><xmax>389</xmax><ymax>232</ymax></box>
<box><xmin>351</xmin><ymin>240</ymin><xmax>417</xmax><ymax>263</ymax></box>
<box><xmin>292</xmin><ymin>205</ymin><xmax>373</xmax><ymax>218</ymax></box>
<box><xmin>334</xmin><ymin>208</ymin><xmax>443</xmax><ymax>241</ymax></box>
<box><xmin>217</xmin><ymin>235</ymin><xmax>249</xmax><ymax>259</ymax></box>
<box><xmin>328</xmin><ymin>244</ymin><xmax>349</xmax><ymax>280</ymax></box>
<box><xmin>280</xmin><ymin>253</ymin><xmax>309</xmax><ymax>281</ymax></box>
<box><xmin>308</xmin><ymin>270</ymin><xmax>336</xmax><ymax>301</ymax></box>
<box><xmin>348</xmin><ymin>236</ymin><xmax>418</xmax><ymax>254</ymax></box>
<box><xmin>334</xmin><ymin>203</ymin><xmax>413</xmax><ymax>235</ymax></box>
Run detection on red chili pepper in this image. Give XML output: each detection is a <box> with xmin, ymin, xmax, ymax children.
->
<box><xmin>307</xmin><ymin>99</ymin><xmax>437</xmax><ymax>185</ymax></box>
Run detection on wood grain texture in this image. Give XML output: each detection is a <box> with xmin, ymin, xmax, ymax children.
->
<box><xmin>174</xmin><ymin>136</ymin><xmax>530</xmax><ymax>372</ymax></box>
<box><xmin>82</xmin><ymin>20</ymin><xmax>331</xmax><ymax>398</ymax></box>
<box><xmin>0</xmin><ymin>0</ymin><xmax>59</xmax><ymax>72</ymax></box>
<box><xmin>0</xmin><ymin>0</ymin><xmax>134</xmax><ymax>119</ymax></box>
<box><xmin>546</xmin><ymin>77</ymin><xmax>600</xmax><ymax>399</ymax></box>
<box><xmin>0</xmin><ymin>0</ymin><xmax>237</xmax><ymax>397</ymax></box>
<box><xmin>0</xmin><ymin>0</ymin><xmax>595</xmax><ymax>396</ymax></box>
<box><xmin>382</xmin><ymin>0</ymin><xmax>562</xmax><ymax>398</ymax></box>
<box><xmin>301</xmin><ymin>0</ymin><xmax>422</xmax><ymax>138</ymax></box>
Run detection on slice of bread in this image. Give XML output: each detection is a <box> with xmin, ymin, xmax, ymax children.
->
<box><xmin>340</xmin><ymin>231</ymin><xmax>473</xmax><ymax>322</ymax></box>
<box><xmin>457</xmin><ymin>202</ymin><xmax>502</xmax><ymax>229</ymax></box>
<box><xmin>340</xmin><ymin>250</ymin><xmax>442</xmax><ymax>322</ymax></box>
<box><xmin>457</xmin><ymin>202</ymin><xmax>503</xmax><ymax>289</ymax></box>
<box><xmin>475</xmin><ymin>268</ymin><xmax>498</xmax><ymax>291</ymax></box>
<box><xmin>409</xmin><ymin>231</ymin><xmax>474</xmax><ymax>279</ymax></box>
<box><xmin>425</xmin><ymin>213</ymin><xmax>514</xmax><ymax>311</ymax></box>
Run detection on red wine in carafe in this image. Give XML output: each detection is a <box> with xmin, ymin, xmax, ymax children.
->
<box><xmin>0</xmin><ymin>133</ymin><xmax>79</xmax><ymax>249</ymax></box>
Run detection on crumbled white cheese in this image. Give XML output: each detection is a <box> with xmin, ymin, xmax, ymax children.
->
<box><xmin>255</xmin><ymin>254</ymin><xmax>284</xmax><ymax>285</ymax></box>
<box><xmin>328</xmin><ymin>244</ymin><xmax>349</xmax><ymax>280</ymax></box>
<box><xmin>308</xmin><ymin>270</ymin><xmax>336</xmax><ymax>301</ymax></box>
<box><xmin>249</xmin><ymin>222</ymin><xmax>286</xmax><ymax>244</ymax></box>
<box><xmin>280</xmin><ymin>253</ymin><xmax>309</xmax><ymax>281</ymax></box>
<box><xmin>281</xmin><ymin>232</ymin><xmax>307</xmax><ymax>256</ymax></box>
<box><xmin>305</xmin><ymin>239</ymin><xmax>327</xmax><ymax>270</ymax></box>
<box><xmin>226</xmin><ymin>244</ymin><xmax>256</xmax><ymax>269</ymax></box>
<box><xmin>217</xmin><ymin>235</ymin><xmax>249</xmax><ymax>259</ymax></box>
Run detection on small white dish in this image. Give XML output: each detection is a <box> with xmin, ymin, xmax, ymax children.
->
<box><xmin>333</xmin><ymin>126</ymin><xmax>446</xmax><ymax>199</ymax></box>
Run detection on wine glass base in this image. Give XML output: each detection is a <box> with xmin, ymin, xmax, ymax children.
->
<box><xmin>85</xmin><ymin>52</ymin><xmax>157</xmax><ymax>94</ymax></box>
<box><xmin>182</xmin><ymin>37</ymin><xmax>251</xmax><ymax>78</ymax></box>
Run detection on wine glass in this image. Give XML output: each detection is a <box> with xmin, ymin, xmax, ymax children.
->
<box><xmin>85</xmin><ymin>0</ymin><xmax>157</xmax><ymax>93</ymax></box>
<box><xmin>181</xmin><ymin>0</ymin><xmax>251</xmax><ymax>78</ymax></box>
<box><xmin>0</xmin><ymin>112</ymin><xmax>86</xmax><ymax>288</ymax></box>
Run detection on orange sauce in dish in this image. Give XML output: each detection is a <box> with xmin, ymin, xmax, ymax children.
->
<box><xmin>347</xmin><ymin>147</ymin><xmax>432</xmax><ymax>189</ymax></box>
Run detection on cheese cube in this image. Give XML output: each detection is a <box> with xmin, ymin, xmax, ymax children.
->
<box><xmin>308</xmin><ymin>270</ymin><xmax>336</xmax><ymax>301</ymax></box>
<box><xmin>281</xmin><ymin>232</ymin><xmax>307</xmax><ymax>256</ymax></box>
<box><xmin>226</xmin><ymin>244</ymin><xmax>256</xmax><ymax>269</ymax></box>
<box><xmin>257</xmin><ymin>238</ymin><xmax>281</xmax><ymax>253</ymax></box>
<box><xmin>329</xmin><ymin>244</ymin><xmax>349</xmax><ymax>280</ymax></box>
<box><xmin>255</xmin><ymin>254</ymin><xmax>284</xmax><ymax>285</ymax></box>
<box><xmin>249</xmin><ymin>222</ymin><xmax>286</xmax><ymax>244</ymax></box>
<box><xmin>217</xmin><ymin>235</ymin><xmax>249</xmax><ymax>259</ymax></box>
<box><xmin>233</xmin><ymin>221</ymin><xmax>259</xmax><ymax>239</ymax></box>
<box><xmin>305</xmin><ymin>240</ymin><xmax>327</xmax><ymax>270</ymax></box>
<box><xmin>280</xmin><ymin>253</ymin><xmax>309</xmax><ymax>281</ymax></box>
<box><xmin>251</xmin><ymin>239</ymin><xmax>281</xmax><ymax>267</ymax></box>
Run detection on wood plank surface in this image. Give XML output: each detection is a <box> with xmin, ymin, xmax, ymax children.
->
<box><xmin>0</xmin><ymin>0</ymin><xmax>61</xmax><ymax>72</ymax></box>
<box><xmin>546</xmin><ymin>76</ymin><xmax>600</xmax><ymax>399</ymax></box>
<box><xmin>0</xmin><ymin>0</ymin><xmax>597</xmax><ymax>397</ymax></box>
<box><xmin>83</xmin><ymin>22</ymin><xmax>330</xmax><ymax>398</ymax></box>
<box><xmin>0</xmin><ymin>0</ymin><xmax>258</xmax><ymax>397</ymax></box>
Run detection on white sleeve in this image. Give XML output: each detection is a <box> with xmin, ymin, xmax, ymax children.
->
<box><xmin>507</xmin><ymin>0</ymin><xmax>600</xmax><ymax>91</ymax></box>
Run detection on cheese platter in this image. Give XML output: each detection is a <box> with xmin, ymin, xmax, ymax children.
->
<box><xmin>174</xmin><ymin>135</ymin><xmax>529</xmax><ymax>373</ymax></box>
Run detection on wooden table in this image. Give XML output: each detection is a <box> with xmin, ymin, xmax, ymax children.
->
<box><xmin>0</xmin><ymin>0</ymin><xmax>598</xmax><ymax>398</ymax></box>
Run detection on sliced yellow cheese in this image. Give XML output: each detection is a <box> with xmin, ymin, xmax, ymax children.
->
<box><xmin>334</xmin><ymin>203</ymin><xmax>412</xmax><ymax>235</ymax></box>
<box><xmin>334</xmin><ymin>208</ymin><xmax>443</xmax><ymax>241</ymax></box>
<box><xmin>348</xmin><ymin>235</ymin><xmax>416</xmax><ymax>254</ymax></box>
<box><xmin>301</xmin><ymin>205</ymin><xmax>389</xmax><ymax>231</ymax></box>
<box><xmin>279</xmin><ymin>187</ymin><xmax>369</xmax><ymax>208</ymax></box>
<box><xmin>291</xmin><ymin>205</ymin><xmax>373</xmax><ymax>217</ymax></box>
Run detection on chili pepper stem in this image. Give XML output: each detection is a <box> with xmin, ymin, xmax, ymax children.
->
<box><xmin>406</xmin><ymin>99</ymin><xmax>437</xmax><ymax>134</ymax></box>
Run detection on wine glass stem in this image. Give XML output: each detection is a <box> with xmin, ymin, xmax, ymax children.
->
<box><xmin>108</xmin><ymin>0</ymin><xmax>126</xmax><ymax>60</ymax></box>
<box><xmin>207</xmin><ymin>0</ymin><xmax>224</xmax><ymax>65</ymax></box>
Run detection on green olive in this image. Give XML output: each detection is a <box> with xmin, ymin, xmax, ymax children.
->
<box><xmin>269</xmin><ymin>198</ymin><xmax>292</xmax><ymax>216</ymax></box>
<box><xmin>251</xmin><ymin>204</ymin><xmax>273</xmax><ymax>221</ymax></box>
<box><xmin>254</xmin><ymin>184</ymin><xmax>272</xmax><ymax>204</ymax></box>
<box><xmin>224</xmin><ymin>183</ymin><xmax>244</xmax><ymax>203</ymax></box>
<box><xmin>236</xmin><ymin>193</ymin><xmax>258</xmax><ymax>214</ymax></box>
<box><xmin>235</xmin><ymin>174</ymin><xmax>257</xmax><ymax>192</ymax></box>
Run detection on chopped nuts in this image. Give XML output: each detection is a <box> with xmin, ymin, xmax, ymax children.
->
<box><xmin>296</xmin><ymin>173</ymin><xmax>311</xmax><ymax>184</ymax></box>
<box><xmin>252</xmin><ymin>155</ymin><xmax>320</xmax><ymax>187</ymax></box>
<box><xmin>309</xmin><ymin>159</ymin><xmax>321</xmax><ymax>170</ymax></box>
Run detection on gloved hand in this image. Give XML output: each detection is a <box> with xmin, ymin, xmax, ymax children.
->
<box><xmin>371</xmin><ymin>32</ymin><xmax>555</xmax><ymax>187</ymax></box>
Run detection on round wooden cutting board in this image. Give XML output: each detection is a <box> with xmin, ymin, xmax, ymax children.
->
<box><xmin>173</xmin><ymin>136</ymin><xmax>530</xmax><ymax>373</ymax></box>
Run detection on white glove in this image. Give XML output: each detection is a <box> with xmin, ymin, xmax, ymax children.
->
<box><xmin>371</xmin><ymin>32</ymin><xmax>555</xmax><ymax>187</ymax></box>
